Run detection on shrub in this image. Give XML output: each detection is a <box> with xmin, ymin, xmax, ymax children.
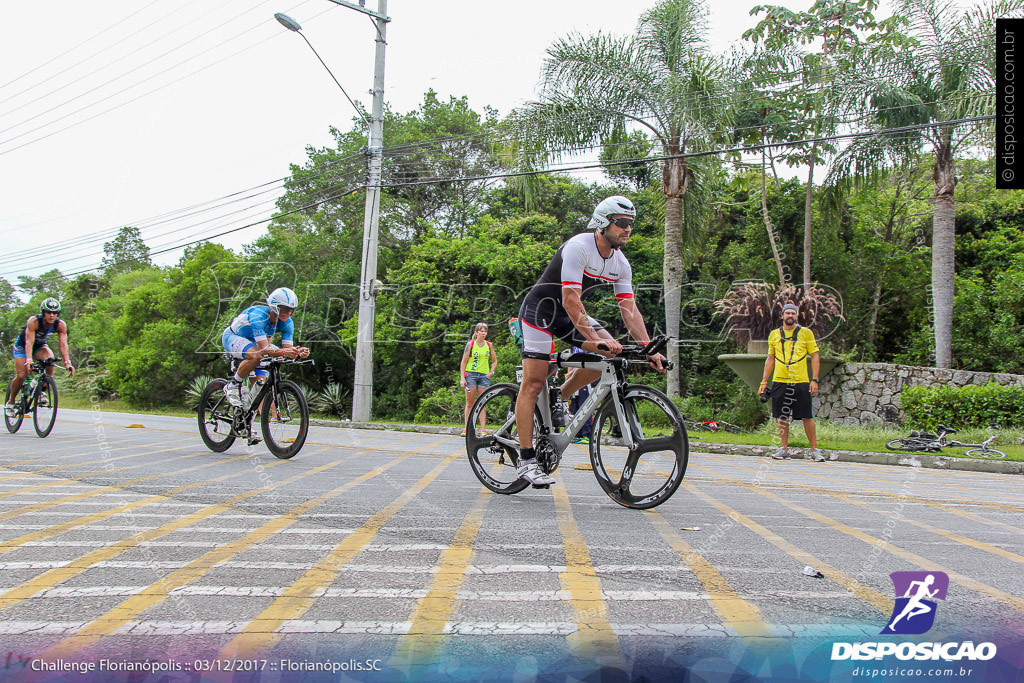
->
<box><xmin>415</xmin><ymin>385</ymin><xmax>464</xmax><ymax>425</ymax></box>
<box><xmin>185</xmin><ymin>375</ymin><xmax>217</xmax><ymax>411</ymax></box>
<box><xmin>310</xmin><ymin>382</ymin><xmax>349</xmax><ymax>417</ymax></box>
<box><xmin>902</xmin><ymin>382</ymin><xmax>1024</xmax><ymax>429</ymax></box>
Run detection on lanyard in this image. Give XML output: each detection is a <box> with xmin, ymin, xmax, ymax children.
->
<box><xmin>776</xmin><ymin>325</ymin><xmax>803</xmax><ymax>366</ymax></box>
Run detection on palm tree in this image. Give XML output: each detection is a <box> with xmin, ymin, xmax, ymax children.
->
<box><xmin>828</xmin><ymin>0</ymin><xmax>1019</xmax><ymax>368</ymax></box>
<box><xmin>501</xmin><ymin>0</ymin><xmax>733</xmax><ymax>396</ymax></box>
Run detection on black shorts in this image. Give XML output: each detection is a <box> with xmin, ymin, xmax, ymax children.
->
<box><xmin>518</xmin><ymin>299</ymin><xmax>603</xmax><ymax>361</ymax></box>
<box><xmin>770</xmin><ymin>382</ymin><xmax>814</xmax><ymax>420</ymax></box>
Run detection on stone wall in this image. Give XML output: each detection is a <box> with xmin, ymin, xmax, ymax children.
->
<box><xmin>816</xmin><ymin>362</ymin><xmax>1024</xmax><ymax>426</ymax></box>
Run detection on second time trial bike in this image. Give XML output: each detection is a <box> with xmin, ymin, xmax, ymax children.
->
<box><xmin>197</xmin><ymin>357</ymin><xmax>312</xmax><ymax>459</ymax></box>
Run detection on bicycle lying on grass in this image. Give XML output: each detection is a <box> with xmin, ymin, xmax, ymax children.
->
<box><xmin>465</xmin><ymin>337</ymin><xmax>688</xmax><ymax>509</ymax></box>
<box><xmin>197</xmin><ymin>357</ymin><xmax>312</xmax><ymax>459</ymax></box>
<box><xmin>683</xmin><ymin>415</ymin><xmax>753</xmax><ymax>435</ymax></box>
<box><xmin>5</xmin><ymin>357</ymin><xmax>65</xmax><ymax>438</ymax></box>
<box><xmin>885</xmin><ymin>424</ymin><xmax>1006</xmax><ymax>459</ymax></box>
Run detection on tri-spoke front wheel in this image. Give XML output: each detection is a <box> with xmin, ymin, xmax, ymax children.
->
<box><xmin>590</xmin><ymin>385</ymin><xmax>688</xmax><ymax>509</ymax></box>
<box><xmin>198</xmin><ymin>378</ymin><xmax>236</xmax><ymax>452</ymax></box>
<box><xmin>33</xmin><ymin>375</ymin><xmax>58</xmax><ymax>438</ymax></box>
<box><xmin>261</xmin><ymin>379</ymin><xmax>309</xmax><ymax>459</ymax></box>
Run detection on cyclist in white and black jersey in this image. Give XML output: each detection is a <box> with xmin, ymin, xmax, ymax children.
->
<box><xmin>514</xmin><ymin>196</ymin><xmax>666</xmax><ymax>486</ymax></box>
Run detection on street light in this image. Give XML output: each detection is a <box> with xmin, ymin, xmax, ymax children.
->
<box><xmin>275</xmin><ymin>1</ymin><xmax>388</xmax><ymax>422</ymax></box>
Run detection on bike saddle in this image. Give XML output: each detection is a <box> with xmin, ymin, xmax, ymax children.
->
<box><xmin>936</xmin><ymin>424</ymin><xmax>956</xmax><ymax>434</ymax></box>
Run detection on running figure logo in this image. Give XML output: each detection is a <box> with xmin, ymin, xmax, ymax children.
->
<box><xmin>881</xmin><ymin>571</ymin><xmax>949</xmax><ymax>635</ymax></box>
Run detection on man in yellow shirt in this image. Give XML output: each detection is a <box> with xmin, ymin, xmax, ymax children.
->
<box><xmin>758</xmin><ymin>303</ymin><xmax>828</xmax><ymax>461</ymax></box>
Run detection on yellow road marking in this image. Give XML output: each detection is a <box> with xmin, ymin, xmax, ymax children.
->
<box><xmin>644</xmin><ymin>508</ymin><xmax>774</xmax><ymax>635</ymax></box>
<box><xmin>693</xmin><ymin>463</ymin><xmax>1024</xmax><ymax>614</ymax></box>
<box><xmin>0</xmin><ymin>450</ymin><xmax>330</xmax><ymax>611</ymax></box>
<box><xmin>46</xmin><ymin>439</ymin><xmax>447</xmax><ymax>658</ymax></box>
<box><xmin>219</xmin><ymin>447</ymin><xmax>461</xmax><ymax>658</ymax></box>
<box><xmin>0</xmin><ymin>445</ymin><xmax>202</xmax><ymax>497</ymax></box>
<box><xmin>0</xmin><ymin>440</ymin><xmax>176</xmax><ymax>482</ymax></box>
<box><xmin>710</xmin><ymin>459</ymin><xmax>1024</xmax><ymax>566</ymax></box>
<box><xmin>681</xmin><ymin>482</ymin><xmax>891</xmax><ymax>614</ymax></box>
<box><xmin>0</xmin><ymin>434</ymin><xmax>101</xmax><ymax>452</ymax></box>
<box><xmin>391</xmin><ymin>487</ymin><xmax>490</xmax><ymax>673</ymax></box>
<box><xmin>552</xmin><ymin>471</ymin><xmax>623</xmax><ymax>666</ymax></box>
<box><xmin>0</xmin><ymin>451</ymin><xmax>259</xmax><ymax>554</ymax></box>
<box><xmin>0</xmin><ymin>438</ymin><xmax>142</xmax><ymax>472</ymax></box>
<box><xmin>703</xmin><ymin>452</ymin><xmax>1024</xmax><ymax>513</ymax></box>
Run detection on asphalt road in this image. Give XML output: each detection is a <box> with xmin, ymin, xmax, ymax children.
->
<box><xmin>0</xmin><ymin>408</ymin><xmax>1022</xmax><ymax>681</ymax></box>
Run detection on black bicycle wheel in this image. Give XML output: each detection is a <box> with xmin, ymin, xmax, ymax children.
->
<box><xmin>965</xmin><ymin>447</ymin><xmax>1007</xmax><ymax>459</ymax></box>
<box><xmin>590</xmin><ymin>385</ymin><xmax>688</xmax><ymax>509</ymax></box>
<box><xmin>4</xmin><ymin>379</ymin><xmax>24</xmax><ymax>434</ymax></box>
<box><xmin>465</xmin><ymin>383</ymin><xmax>538</xmax><ymax>494</ymax></box>
<box><xmin>885</xmin><ymin>437</ymin><xmax>937</xmax><ymax>452</ymax></box>
<box><xmin>33</xmin><ymin>375</ymin><xmax>58</xmax><ymax>438</ymax></box>
<box><xmin>198</xmin><ymin>378</ymin><xmax>236</xmax><ymax>452</ymax></box>
<box><xmin>261</xmin><ymin>379</ymin><xmax>309</xmax><ymax>459</ymax></box>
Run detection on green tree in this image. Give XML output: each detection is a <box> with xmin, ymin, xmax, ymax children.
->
<box><xmin>501</xmin><ymin>0</ymin><xmax>734</xmax><ymax>395</ymax></box>
<box><xmin>17</xmin><ymin>268</ymin><xmax>64</xmax><ymax>296</ymax></box>
<box><xmin>100</xmin><ymin>226</ymin><xmax>153</xmax><ymax>277</ymax></box>
<box><xmin>744</xmin><ymin>0</ymin><xmax>888</xmax><ymax>288</ymax></box>
<box><xmin>829</xmin><ymin>0</ymin><xmax>1022</xmax><ymax>368</ymax></box>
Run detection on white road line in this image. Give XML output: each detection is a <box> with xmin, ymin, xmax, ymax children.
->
<box><xmin>28</xmin><ymin>585</ymin><xmax>858</xmax><ymax>601</ymax></box>
<box><xmin>0</xmin><ymin>620</ymin><xmax>879</xmax><ymax>638</ymax></box>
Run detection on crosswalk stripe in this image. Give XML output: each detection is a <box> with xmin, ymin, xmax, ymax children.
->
<box><xmin>218</xmin><ymin>447</ymin><xmax>462</xmax><ymax>659</ymax></box>
<box><xmin>707</xmin><ymin>461</ymin><xmax>1024</xmax><ymax>566</ymax></box>
<box><xmin>391</xmin><ymin>487</ymin><xmax>490</xmax><ymax>671</ymax></box>
<box><xmin>552</xmin><ymin>469</ymin><xmax>624</xmax><ymax>667</ymax></box>
<box><xmin>0</xmin><ymin>620</ymin><xmax>880</xmax><ymax>638</ymax></box>
<box><xmin>694</xmin><ymin>464</ymin><xmax>1024</xmax><ymax>615</ymax></box>
<box><xmin>0</xmin><ymin>450</ymin><xmax>265</xmax><ymax>553</ymax></box>
<box><xmin>41</xmin><ymin>440</ymin><xmax>448</xmax><ymax>658</ymax></box>
<box><xmin>645</xmin><ymin>509</ymin><xmax>773</xmax><ymax>637</ymax></box>
<box><xmin>0</xmin><ymin>447</ymin><xmax>349</xmax><ymax>613</ymax></box>
<box><xmin>682</xmin><ymin>481</ymin><xmax>891</xmax><ymax>614</ymax></box>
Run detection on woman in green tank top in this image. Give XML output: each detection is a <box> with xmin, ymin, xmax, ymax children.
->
<box><xmin>459</xmin><ymin>322</ymin><xmax>497</xmax><ymax>436</ymax></box>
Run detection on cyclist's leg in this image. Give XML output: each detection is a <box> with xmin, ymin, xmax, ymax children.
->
<box><xmin>559</xmin><ymin>317</ymin><xmax>609</xmax><ymax>397</ymax></box>
<box><xmin>515</xmin><ymin>358</ymin><xmax>548</xmax><ymax>450</ymax></box>
<box><xmin>7</xmin><ymin>346</ymin><xmax>29</xmax><ymax>404</ymax></box>
<box><xmin>34</xmin><ymin>345</ymin><xmax>55</xmax><ymax>376</ymax></box>
<box><xmin>222</xmin><ymin>331</ymin><xmax>258</xmax><ymax>406</ymax></box>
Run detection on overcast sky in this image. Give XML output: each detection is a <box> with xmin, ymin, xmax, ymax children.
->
<box><xmin>0</xmin><ymin>0</ymin><xmax>878</xmax><ymax>285</ymax></box>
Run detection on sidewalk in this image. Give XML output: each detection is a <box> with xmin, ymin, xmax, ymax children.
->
<box><xmin>311</xmin><ymin>418</ymin><xmax>1024</xmax><ymax>476</ymax></box>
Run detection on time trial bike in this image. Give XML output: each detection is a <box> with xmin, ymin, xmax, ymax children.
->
<box><xmin>5</xmin><ymin>357</ymin><xmax>64</xmax><ymax>438</ymax></box>
<box><xmin>197</xmin><ymin>357</ymin><xmax>312</xmax><ymax>459</ymax></box>
<box><xmin>465</xmin><ymin>337</ymin><xmax>688</xmax><ymax>509</ymax></box>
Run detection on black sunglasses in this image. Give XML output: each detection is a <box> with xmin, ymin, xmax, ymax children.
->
<box><xmin>610</xmin><ymin>217</ymin><xmax>634</xmax><ymax>229</ymax></box>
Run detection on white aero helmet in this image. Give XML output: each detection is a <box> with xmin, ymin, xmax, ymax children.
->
<box><xmin>587</xmin><ymin>195</ymin><xmax>636</xmax><ymax>231</ymax></box>
<box><xmin>266</xmin><ymin>286</ymin><xmax>299</xmax><ymax>313</ymax></box>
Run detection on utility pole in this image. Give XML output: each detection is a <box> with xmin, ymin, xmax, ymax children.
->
<box><xmin>337</xmin><ymin>0</ymin><xmax>388</xmax><ymax>422</ymax></box>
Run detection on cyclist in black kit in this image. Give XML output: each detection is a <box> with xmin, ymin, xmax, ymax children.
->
<box><xmin>514</xmin><ymin>196</ymin><xmax>666</xmax><ymax>486</ymax></box>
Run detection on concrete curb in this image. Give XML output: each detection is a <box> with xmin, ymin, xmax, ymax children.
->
<box><xmin>310</xmin><ymin>419</ymin><xmax>1023</xmax><ymax>476</ymax></box>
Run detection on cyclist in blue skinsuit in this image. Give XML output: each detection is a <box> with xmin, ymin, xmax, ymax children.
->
<box><xmin>5</xmin><ymin>298</ymin><xmax>74</xmax><ymax>417</ymax></box>
<box><xmin>221</xmin><ymin>287</ymin><xmax>310</xmax><ymax>407</ymax></box>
